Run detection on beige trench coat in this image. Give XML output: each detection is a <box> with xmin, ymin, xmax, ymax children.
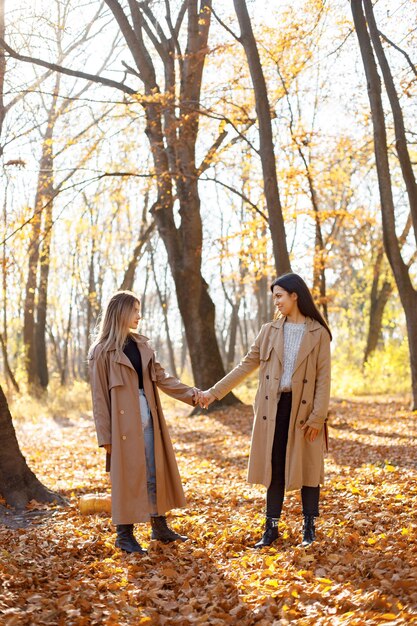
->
<box><xmin>89</xmin><ymin>333</ymin><xmax>195</xmax><ymax>524</ymax></box>
<box><xmin>210</xmin><ymin>317</ymin><xmax>331</xmax><ymax>491</ymax></box>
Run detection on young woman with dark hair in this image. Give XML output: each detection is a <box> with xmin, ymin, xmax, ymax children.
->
<box><xmin>201</xmin><ymin>273</ymin><xmax>331</xmax><ymax>548</ymax></box>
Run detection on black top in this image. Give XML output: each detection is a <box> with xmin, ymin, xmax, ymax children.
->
<box><xmin>123</xmin><ymin>336</ymin><xmax>144</xmax><ymax>389</ymax></box>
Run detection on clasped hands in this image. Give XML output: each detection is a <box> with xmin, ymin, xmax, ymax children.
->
<box><xmin>192</xmin><ymin>388</ymin><xmax>215</xmax><ymax>409</ymax></box>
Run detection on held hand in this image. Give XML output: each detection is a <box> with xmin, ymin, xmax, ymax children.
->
<box><xmin>300</xmin><ymin>424</ymin><xmax>319</xmax><ymax>442</ymax></box>
<box><xmin>200</xmin><ymin>390</ymin><xmax>216</xmax><ymax>409</ymax></box>
<box><xmin>103</xmin><ymin>444</ymin><xmax>112</xmax><ymax>454</ymax></box>
<box><xmin>192</xmin><ymin>387</ymin><xmax>203</xmax><ymax>405</ymax></box>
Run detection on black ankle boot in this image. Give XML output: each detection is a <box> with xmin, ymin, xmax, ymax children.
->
<box><xmin>150</xmin><ymin>516</ymin><xmax>187</xmax><ymax>543</ymax></box>
<box><xmin>254</xmin><ymin>517</ymin><xmax>279</xmax><ymax>548</ymax></box>
<box><xmin>301</xmin><ymin>515</ymin><xmax>316</xmax><ymax>546</ymax></box>
<box><xmin>115</xmin><ymin>524</ymin><xmax>147</xmax><ymax>554</ymax></box>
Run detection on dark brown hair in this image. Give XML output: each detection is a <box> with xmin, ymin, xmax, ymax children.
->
<box><xmin>271</xmin><ymin>273</ymin><xmax>332</xmax><ymax>340</ymax></box>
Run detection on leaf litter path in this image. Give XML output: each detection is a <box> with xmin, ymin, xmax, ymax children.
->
<box><xmin>1</xmin><ymin>397</ymin><xmax>417</xmax><ymax>625</ymax></box>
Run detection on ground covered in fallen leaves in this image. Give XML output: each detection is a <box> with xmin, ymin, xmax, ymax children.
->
<box><xmin>1</xmin><ymin>395</ymin><xmax>417</xmax><ymax>625</ymax></box>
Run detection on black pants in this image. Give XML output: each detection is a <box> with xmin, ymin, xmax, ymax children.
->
<box><xmin>266</xmin><ymin>392</ymin><xmax>320</xmax><ymax>518</ymax></box>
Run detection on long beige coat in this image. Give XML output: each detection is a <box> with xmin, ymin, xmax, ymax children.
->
<box><xmin>210</xmin><ymin>317</ymin><xmax>331</xmax><ymax>491</ymax></box>
<box><xmin>89</xmin><ymin>333</ymin><xmax>196</xmax><ymax>524</ymax></box>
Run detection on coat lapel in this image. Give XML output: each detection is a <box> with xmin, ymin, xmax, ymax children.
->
<box><xmin>112</xmin><ymin>351</ymin><xmax>135</xmax><ymax>371</ymax></box>
<box><xmin>133</xmin><ymin>334</ymin><xmax>153</xmax><ymax>371</ymax></box>
<box><xmin>292</xmin><ymin>317</ymin><xmax>322</xmax><ymax>374</ymax></box>
<box><xmin>109</xmin><ymin>334</ymin><xmax>153</xmax><ymax>372</ymax></box>
<box><xmin>270</xmin><ymin>318</ymin><xmax>285</xmax><ymax>366</ymax></box>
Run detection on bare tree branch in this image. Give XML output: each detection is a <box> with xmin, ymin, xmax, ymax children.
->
<box><xmin>378</xmin><ymin>30</ymin><xmax>417</xmax><ymax>77</ymax></box>
<box><xmin>202</xmin><ymin>175</ymin><xmax>268</xmax><ymax>221</ymax></box>
<box><xmin>211</xmin><ymin>6</ymin><xmax>241</xmax><ymax>42</ymax></box>
<box><xmin>0</xmin><ymin>37</ymin><xmax>137</xmax><ymax>95</ymax></box>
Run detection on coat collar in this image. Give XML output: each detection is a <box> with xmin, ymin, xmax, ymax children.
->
<box><xmin>269</xmin><ymin>317</ymin><xmax>323</xmax><ymax>372</ymax></box>
<box><xmin>270</xmin><ymin>316</ymin><xmax>322</xmax><ymax>332</ymax></box>
<box><xmin>106</xmin><ymin>333</ymin><xmax>154</xmax><ymax>371</ymax></box>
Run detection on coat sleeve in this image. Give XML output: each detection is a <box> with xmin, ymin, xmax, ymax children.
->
<box><xmin>305</xmin><ymin>329</ymin><xmax>331</xmax><ymax>430</ymax></box>
<box><xmin>153</xmin><ymin>357</ymin><xmax>196</xmax><ymax>406</ymax></box>
<box><xmin>89</xmin><ymin>351</ymin><xmax>112</xmax><ymax>447</ymax></box>
<box><xmin>209</xmin><ymin>326</ymin><xmax>264</xmax><ymax>400</ymax></box>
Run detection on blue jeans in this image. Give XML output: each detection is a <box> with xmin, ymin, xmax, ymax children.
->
<box><xmin>139</xmin><ymin>389</ymin><xmax>157</xmax><ymax>514</ymax></box>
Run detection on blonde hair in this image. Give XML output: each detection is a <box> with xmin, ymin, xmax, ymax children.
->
<box><xmin>88</xmin><ymin>291</ymin><xmax>140</xmax><ymax>359</ymax></box>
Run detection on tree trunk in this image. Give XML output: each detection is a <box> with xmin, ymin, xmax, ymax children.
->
<box><xmin>0</xmin><ymin>385</ymin><xmax>63</xmax><ymax>508</ymax></box>
<box><xmin>35</xmin><ymin>200</ymin><xmax>53</xmax><ymax>388</ymax></box>
<box><xmin>226</xmin><ymin>302</ymin><xmax>241</xmax><ymax>371</ymax></box>
<box><xmin>60</xmin><ymin>268</ymin><xmax>74</xmax><ymax>386</ymax></box>
<box><xmin>351</xmin><ymin>0</ymin><xmax>417</xmax><ymax>408</ymax></box>
<box><xmin>363</xmin><ymin>0</ymin><xmax>417</xmax><ymax>244</ymax></box>
<box><xmin>364</xmin><ymin>246</ymin><xmax>393</xmax><ymax>363</ymax></box>
<box><xmin>119</xmin><ymin>196</ymin><xmax>155</xmax><ymax>291</ymax></box>
<box><xmin>0</xmin><ymin>0</ymin><xmax>5</xmax><ymax>148</ymax></box>
<box><xmin>233</xmin><ymin>0</ymin><xmax>291</xmax><ymax>275</ymax></box>
<box><xmin>0</xmin><ymin>333</ymin><xmax>19</xmax><ymax>392</ymax></box>
<box><xmin>297</xmin><ymin>146</ymin><xmax>328</xmax><ymax>319</ymax></box>
<box><xmin>149</xmin><ymin>246</ymin><xmax>178</xmax><ymax>379</ymax></box>
<box><xmin>34</xmin><ymin>78</ymin><xmax>60</xmax><ymax>389</ymax></box>
<box><xmin>23</xmin><ymin>91</ymin><xmax>57</xmax><ymax>389</ymax></box>
<box><xmin>84</xmin><ymin>243</ymin><xmax>98</xmax><ymax>380</ymax></box>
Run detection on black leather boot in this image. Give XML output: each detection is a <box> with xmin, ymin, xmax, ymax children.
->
<box><xmin>115</xmin><ymin>524</ymin><xmax>147</xmax><ymax>554</ymax></box>
<box><xmin>254</xmin><ymin>517</ymin><xmax>279</xmax><ymax>548</ymax></box>
<box><xmin>301</xmin><ymin>515</ymin><xmax>316</xmax><ymax>547</ymax></box>
<box><xmin>150</xmin><ymin>516</ymin><xmax>187</xmax><ymax>543</ymax></box>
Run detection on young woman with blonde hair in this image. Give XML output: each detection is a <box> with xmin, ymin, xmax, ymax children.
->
<box><xmin>89</xmin><ymin>291</ymin><xmax>201</xmax><ymax>554</ymax></box>
<box><xmin>201</xmin><ymin>273</ymin><xmax>331</xmax><ymax>548</ymax></box>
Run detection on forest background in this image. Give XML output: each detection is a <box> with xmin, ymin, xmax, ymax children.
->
<box><xmin>1</xmin><ymin>0</ymin><xmax>416</xmax><ymax>407</ymax></box>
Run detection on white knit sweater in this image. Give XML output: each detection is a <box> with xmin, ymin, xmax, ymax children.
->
<box><xmin>279</xmin><ymin>322</ymin><xmax>306</xmax><ymax>391</ymax></box>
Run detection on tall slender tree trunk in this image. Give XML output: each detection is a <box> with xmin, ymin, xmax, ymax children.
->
<box><xmin>296</xmin><ymin>146</ymin><xmax>328</xmax><ymax>319</ymax></box>
<box><xmin>351</xmin><ymin>0</ymin><xmax>417</xmax><ymax>408</ymax></box>
<box><xmin>35</xmin><ymin>201</ymin><xmax>53</xmax><ymax>388</ymax></box>
<box><xmin>119</xmin><ymin>195</ymin><xmax>155</xmax><ymax>291</ymax></box>
<box><xmin>0</xmin><ymin>0</ymin><xmax>5</xmax><ymax>147</ymax></box>
<box><xmin>34</xmin><ymin>80</ymin><xmax>60</xmax><ymax>389</ymax></box>
<box><xmin>149</xmin><ymin>246</ymin><xmax>178</xmax><ymax>379</ymax></box>
<box><xmin>233</xmin><ymin>0</ymin><xmax>291</xmax><ymax>275</ymax></box>
<box><xmin>0</xmin><ymin>333</ymin><xmax>19</xmax><ymax>392</ymax></box>
<box><xmin>226</xmin><ymin>302</ymin><xmax>241</xmax><ymax>371</ymax></box>
<box><xmin>23</xmin><ymin>88</ymin><xmax>57</xmax><ymax>389</ymax></box>
<box><xmin>84</xmin><ymin>243</ymin><xmax>98</xmax><ymax>380</ymax></box>
<box><xmin>364</xmin><ymin>246</ymin><xmax>393</xmax><ymax>363</ymax></box>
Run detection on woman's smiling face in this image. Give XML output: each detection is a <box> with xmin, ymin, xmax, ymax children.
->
<box><xmin>272</xmin><ymin>286</ymin><xmax>298</xmax><ymax>317</ymax></box>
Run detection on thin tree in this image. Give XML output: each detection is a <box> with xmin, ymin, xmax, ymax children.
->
<box><xmin>231</xmin><ymin>0</ymin><xmax>291</xmax><ymax>275</ymax></box>
<box><xmin>351</xmin><ymin>0</ymin><xmax>417</xmax><ymax>408</ymax></box>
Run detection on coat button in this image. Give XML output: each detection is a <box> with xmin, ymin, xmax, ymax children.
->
<box><xmin>122</xmin><ymin>435</ymin><xmax>126</xmax><ymax>440</ymax></box>
<box><xmin>266</xmin><ymin>375</ymin><xmax>270</xmax><ymax>380</ymax></box>
<box><xmin>303</xmin><ymin>379</ymin><xmax>308</xmax><ymax>383</ymax></box>
<box><xmin>263</xmin><ymin>415</ymin><xmax>267</xmax><ymax>420</ymax></box>
<box><xmin>265</xmin><ymin>395</ymin><xmax>268</xmax><ymax>400</ymax></box>
<box><xmin>120</xmin><ymin>410</ymin><xmax>125</xmax><ymax>414</ymax></box>
<box><xmin>302</xmin><ymin>400</ymin><xmax>306</xmax><ymax>404</ymax></box>
<box><xmin>300</xmin><ymin>420</ymin><xmax>305</xmax><ymax>425</ymax></box>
